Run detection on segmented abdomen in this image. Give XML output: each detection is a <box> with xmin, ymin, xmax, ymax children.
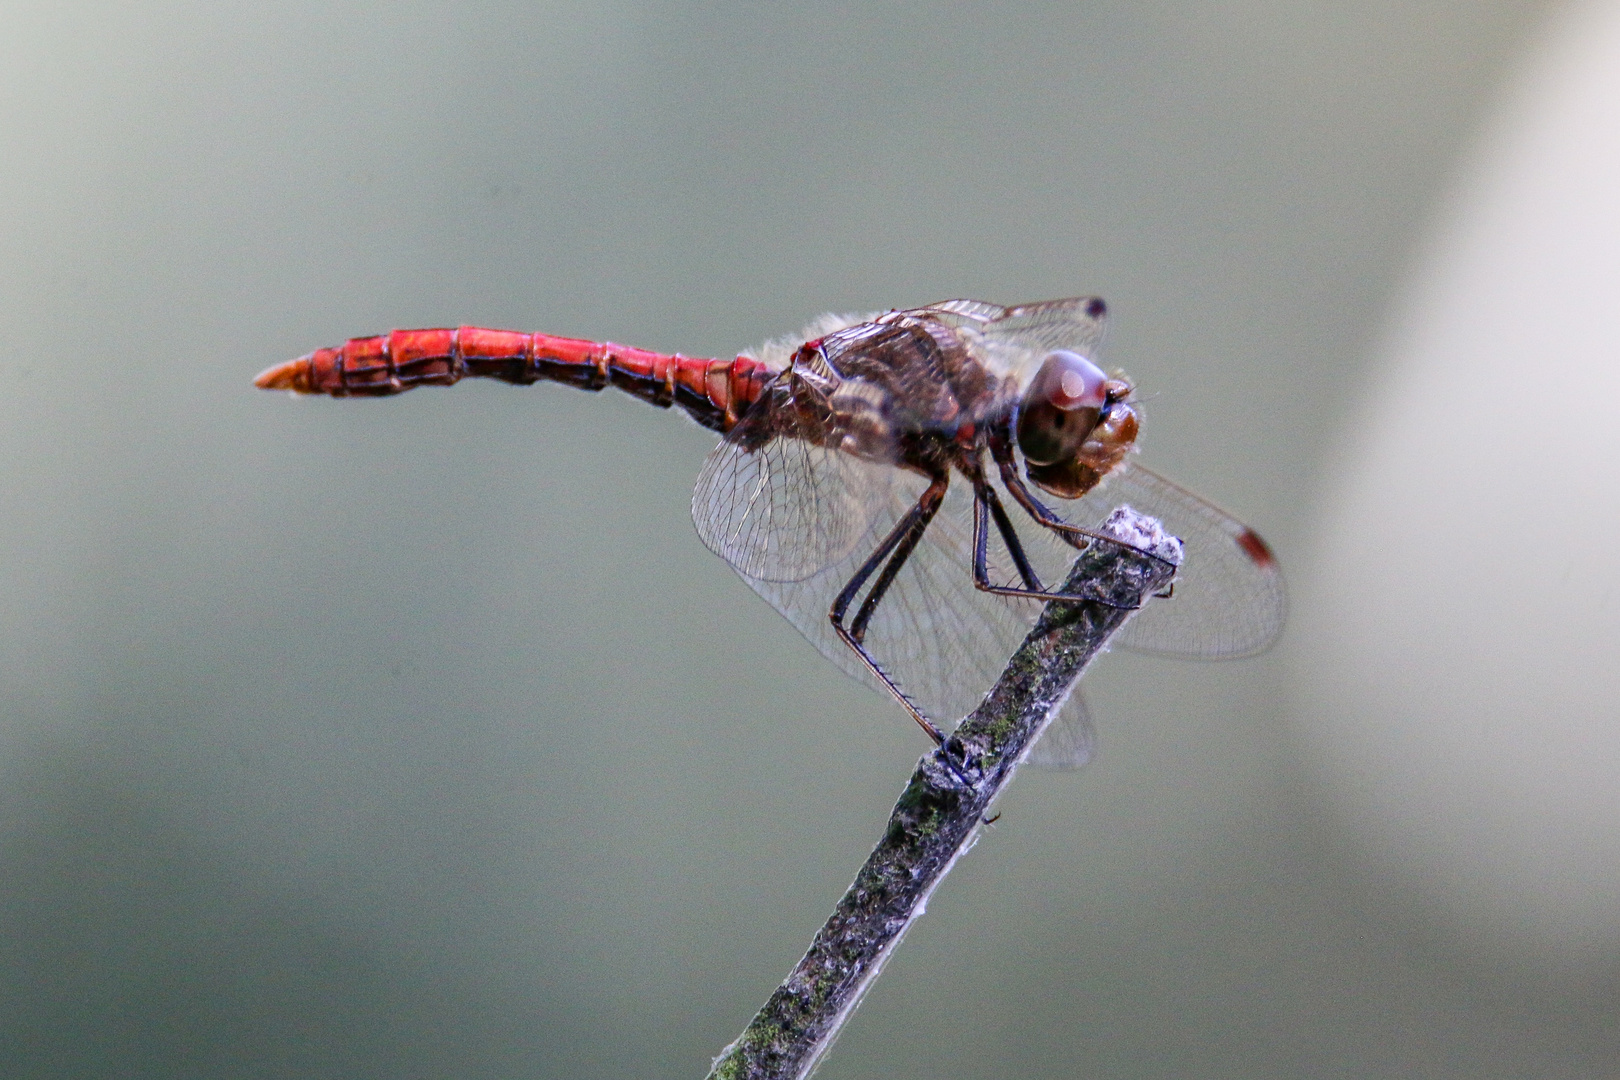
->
<box><xmin>255</xmin><ymin>327</ymin><xmax>774</xmax><ymax>433</ymax></box>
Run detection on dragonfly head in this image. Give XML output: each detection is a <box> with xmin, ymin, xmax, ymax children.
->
<box><xmin>1016</xmin><ymin>351</ymin><xmax>1138</xmax><ymax>499</ymax></box>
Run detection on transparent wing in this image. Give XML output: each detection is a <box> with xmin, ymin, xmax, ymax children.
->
<box><xmin>915</xmin><ymin>297</ymin><xmax>1108</xmax><ymax>356</ymax></box>
<box><xmin>692</xmin><ymin>375</ymin><xmax>896</xmax><ymax>584</ymax></box>
<box><xmin>702</xmin><ymin>451</ymin><xmax>1149</xmax><ymax>774</ymax></box>
<box><xmin>1024</xmin><ymin>690</ymin><xmax>1098</xmax><ymax>771</ymax></box>
<box><xmin>692</xmin><ymin>435</ymin><xmax>890</xmax><ymax>583</ymax></box>
<box><xmin>1009</xmin><ymin>460</ymin><xmax>1286</xmax><ymax>658</ymax></box>
<box><xmin>715</xmin><ymin>467</ymin><xmax>1128</xmax><ymax>755</ymax></box>
<box><xmin>983</xmin><ymin>297</ymin><xmax>1108</xmax><ymax>354</ymax></box>
<box><xmin>916</xmin><ymin>298</ymin><xmax>1008</xmax><ymax>326</ymax></box>
<box><xmin>732</xmin><ymin>472</ymin><xmax>1037</xmax><ymax>728</ymax></box>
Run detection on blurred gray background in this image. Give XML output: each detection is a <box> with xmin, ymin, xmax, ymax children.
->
<box><xmin>4</xmin><ymin>1</ymin><xmax>1616</xmax><ymax>1077</ymax></box>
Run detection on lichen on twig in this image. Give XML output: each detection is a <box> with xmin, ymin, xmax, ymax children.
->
<box><xmin>706</xmin><ymin>506</ymin><xmax>1182</xmax><ymax>1080</ymax></box>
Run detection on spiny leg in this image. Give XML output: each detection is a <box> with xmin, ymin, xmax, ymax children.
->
<box><xmin>829</xmin><ymin>473</ymin><xmax>950</xmax><ymax>745</ymax></box>
<box><xmin>849</xmin><ymin>482</ymin><xmax>950</xmax><ymax>642</ymax></box>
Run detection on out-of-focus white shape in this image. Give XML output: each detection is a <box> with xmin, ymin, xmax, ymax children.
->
<box><xmin>1295</xmin><ymin>0</ymin><xmax>1620</xmax><ymax>969</ymax></box>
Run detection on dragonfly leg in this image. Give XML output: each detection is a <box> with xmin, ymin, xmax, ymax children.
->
<box><xmin>829</xmin><ymin>473</ymin><xmax>952</xmax><ymax>746</ymax></box>
<box><xmin>971</xmin><ymin>472</ymin><xmax>1044</xmax><ymax>593</ymax></box>
<box><xmin>969</xmin><ymin>473</ymin><xmax>1142</xmax><ymax>610</ymax></box>
<box><xmin>988</xmin><ymin>437</ymin><xmax>1178</xmax><ymax>577</ymax></box>
<box><xmin>989</xmin><ymin>441</ymin><xmax>1096</xmax><ymax>546</ymax></box>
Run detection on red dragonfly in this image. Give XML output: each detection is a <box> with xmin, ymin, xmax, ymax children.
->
<box><xmin>257</xmin><ymin>297</ymin><xmax>1284</xmax><ymax>768</ymax></box>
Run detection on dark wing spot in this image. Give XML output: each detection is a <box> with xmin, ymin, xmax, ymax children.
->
<box><xmin>1235</xmin><ymin>528</ymin><xmax>1276</xmax><ymax>569</ymax></box>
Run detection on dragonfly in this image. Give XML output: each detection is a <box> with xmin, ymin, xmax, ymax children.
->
<box><xmin>256</xmin><ymin>297</ymin><xmax>1284</xmax><ymax>769</ymax></box>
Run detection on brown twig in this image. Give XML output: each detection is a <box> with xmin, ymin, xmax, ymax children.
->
<box><xmin>706</xmin><ymin>506</ymin><xmax>1182</xmax><ymax>1080</ymax></box>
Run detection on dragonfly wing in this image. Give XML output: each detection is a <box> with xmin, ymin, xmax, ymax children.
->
<box><xmin>1066</xmin><ymin>460</ymin><xmax>1287</xmax><ymax>658</ymax></box>
<box><xmin>691</xmin><ymin>377</ymin><xmax>895</xmax><ymax>584</ymax></box>
<box><xmin>1025</xmin><ymin>692</ymin><xmax>1097</xmax><ymax>771</ymax></box>
<box><xmin>720</xmin><ymin>460</ymin><xmax>1196</xmax><ymax>777</ymax></box>
<box><xmin>915</xmin><ymin>296</ymin><xmax>1109</xmax><ymax>357</ymax></box>
<box><xmin>916</xmin><ymin>298</ymin><xmax>1008</xmax><ymax>327</ymax></box>
<box><xmin>981</xmin><ymin>297</ymin><xmax>1108</xmax><ymax>355</ymax></box>
<box><xmin>732</xmin><ymin>470</ymin><xmax>1046</xmax><ymax>730</ymax></box>
<box><xmin>729</xmin><ymin>467</ymin><xmax>1154</xmax><ymax>743</ymax></box>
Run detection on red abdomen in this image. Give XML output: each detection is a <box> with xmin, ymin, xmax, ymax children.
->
<box><xmin>255</xmin><ymin>327</ymin><xmax>773</xmax><ymax>433</ymax></box>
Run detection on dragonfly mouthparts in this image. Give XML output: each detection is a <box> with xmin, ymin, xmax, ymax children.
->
<box><xmin>254</xmin><ymin>355</ymin><xmax>315</xmax><ymax>393</ymax></box>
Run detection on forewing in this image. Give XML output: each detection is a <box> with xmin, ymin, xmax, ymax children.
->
<box><xmin>915</xmin><ymin>298</ymin><xmax>1008</xmax><ymax>327</ymax></box>
<box><xmin>1067</xmin><ymin>461</ymin><xmax>1286</xmax><ymax>657</ymax></box>
<box><xmin>982</xmin><ymin>297</ymin><xmax>1108</xmax><ymax>355</ymax></box>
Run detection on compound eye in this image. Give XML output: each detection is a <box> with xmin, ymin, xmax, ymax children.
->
<box><xmin>1016</xmin><ymin>350</ymin><xmax>1107</xmax><ymax>466</ymax></box>
<box><xmin>1046</xmin><ymin>350</ymin><xmax>1108</xmax><ymax>410</ymax></box>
